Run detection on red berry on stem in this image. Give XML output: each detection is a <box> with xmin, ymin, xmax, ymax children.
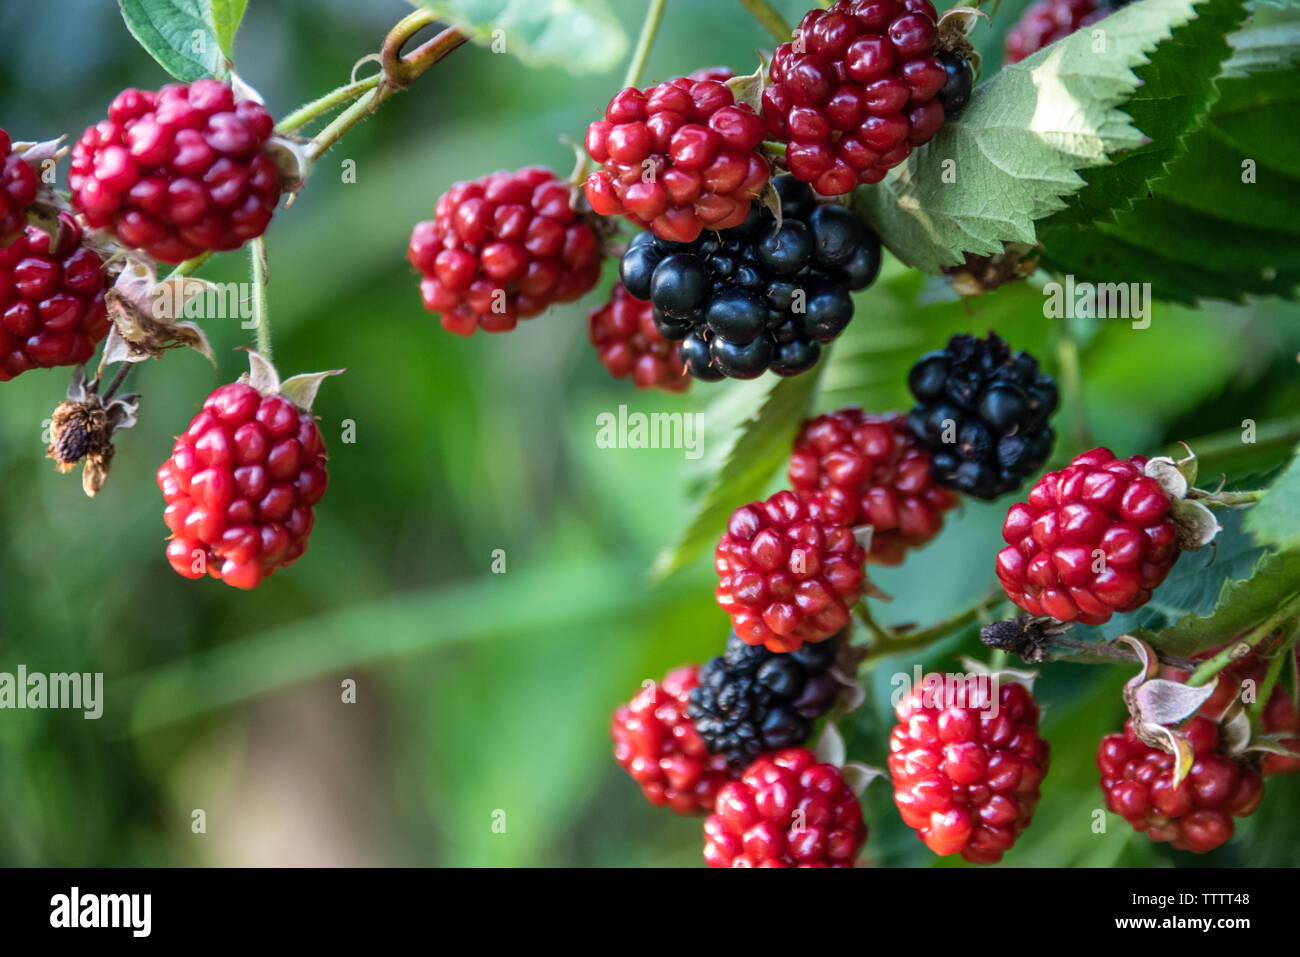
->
<box><xmin>68</xmin><ymin>80</ymin><xmax>281</xmax><ymax>262</ymax></box>
<box><xmin>763</xmin><ymin>0</ymin><xmax>957</xmax><ymax>195</ymax></box>
<box><xmin>703</xmin><ymin>747</ymin><xmax>866</xmax><ymax>866</ymax></box>
<box><xmin>715</xmin><ymin>490</ymin><xmax>867</xmax><ymax>653</ymax></box>
<box><xmin>1004</xmin><ymin>0</ymin><xmax>1110</xmax><ymax>65</ymax></box>
<box><xmin>588</xmin><ymin>282</ymin><xmax>689</xmax><ymax>392</ymax></box>
<box><xmin>1</xmin><ymin>128</ymin><xmax>41</xmax><ymax>249</ymax></box>
<box><xmin>611</xmin><ymin>665</ymin><xmax>734</xmax><ymax>815</ymax></box>
<box><xmin>584</xmin><ymin>76</ymin><xmax>769</xmax><ymax>242</ymax></box>
<box><xmin>889</xmin><ymin>673</ymin><xmax>1050</xmax><ymax>863</ymax></box>
<box><xmin>789</xmin><ymin>408</ymin><xmax>957</xmax><ymax>565</ymax></box>
<box><xmin>157</xmin><ymin>365</ymin><xmax>331</xmax><ymax>590</ymax></box>
<box><xmin>409</xmin><ymin>167</ymin><xmax>603</xmax><ymax>336</ymax></box>
<box><xmin>1098</xmin><ymin>717</ymin><xmax>1264</xmax><ymax>853</ymax></box>
<box><xmin>996</xmin><ymin>447</ymin><xmax>1180</xmax><ymax>625</ymax></box>
<box><xmin>0</xmin><ymin>214</ymin><xmax>110</xmax><ymax>382</ymax></box>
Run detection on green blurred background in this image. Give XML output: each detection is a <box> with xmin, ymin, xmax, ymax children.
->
<box><xmin>0</xmin><ymin>0</ymin><xmax>1297</xmax><ymax>867</ymax></box>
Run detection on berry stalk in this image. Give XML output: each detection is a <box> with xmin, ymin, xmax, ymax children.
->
<box><xmin>1187</xmin><ymin>596</ymin><xmax>1300</xmax><ymax>687</ymax></box>
<box><xmin>1249</xmin><ymin>625</ymin><xmax>1297</xmax><ymax>721</ymax></box>
<box><xmin>861</xmin><ymin>589</ymin><xmax>1007</xmax><ymax>660</ymax></box>
<box><xmin>250</xmin><ymin>237</ymin><xmax>271</xmax><ymax>358</ymax></box>
<box><xmin>304</xmin><ymin>24</ymin><xmax>467</xmax><ymax>162</ymax></box>
<box><xmin>622</xmin><ymin>0</ymin><xmax>668</xmax><ymax>90</ymax></box>
<box><xmin>736</xmin><ymin>0</ymin><xmax>793</xmax><ymax>41</ymax></box>
<box><xmin>274</xmin><ymin>74</ymin><xmax>384</xmax><ymax>135</ymax></box>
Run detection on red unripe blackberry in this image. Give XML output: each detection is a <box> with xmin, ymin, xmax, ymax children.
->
<box><xmin>408</xmin><ymin>166</ymin><xmax>603</xmax><ymax>336</ymax></box>
<box><xmin>996</xmin><ymin>447</ymin><xmax>1180</xmax><ymax>625</ymax></box>
<box><xmin>68</xmin><ymin>80</ymin><xmax>281</xmax><ymax>263</ymax></box>
<box><xmin>1004</xmin><ymin>0</ymin><xmax>1110</xmax><ymax>64</ymax></box>
<box><xmin>156</xmin><ymin>378</ymin><xmax>328</xmax><ymax>590</ymax></box>
<box><xmin>1098</xmin><ymin>717</ymin><xmax>1264</xmax><ymax>853</ymax></box>
<box><xmin>889</xmin><ymin>673</ymin><xmax>1050</xmax><ymax>863</ymax></box>
<box><xmin>715</xmin><ymin>489</ymin><xmax>867</xmax><ymax>653</ymax></box>
<box><xmin>703</xmin><ymin>747</ymin><xmax>866</xmax><ymax>866</ymax></box>
<box><xmin>584</xmin><ymin>76</ymin><xmax>770</xmax><ymax>243</ymax></box>
<box><xmin>789</xmin><ymin>408</ymin><xmax>957</xmax><ymax>565</ymax></box>
<box><xmin>588</xmin><ymin>281</ymin><xmax>689</xmax><ymax>392</ymax></box>
<box><xmin>762</xmin><ymin>0</ymin><xmax>958</xmax><ymax>196</ymax></box>
<box><xmin>0</xmin><ymin>213</ymin><xmax>110</xmax><ymax>381</ymax></box>
<box><xmin>611</xmin><ymin>664</ymin><xmax>734</xmax><ymax>815</ymax></box>
<box><xmin>1</xmin><ymin>128</ymin><xmax>41</xmax><ymax>248</ymax></box>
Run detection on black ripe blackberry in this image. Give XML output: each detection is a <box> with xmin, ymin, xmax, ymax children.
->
<box><xmin>688</xmin><ymin>630</ymin><xmax>842</xmax><ymax>768</ymax></box>
<box><xmin>936</xmin><ymin>51</ymin><xmax>975</xmax><ymax>117</ymax></box>
<box><xmin>617</xmin><ymin>177</ymin><xmax>881</xmax><ymax>381</ymax></box>
<box><xmin>906</xmin><ymin>331</ymin><xmax>1058</xmax><ymax>499</ymax></box>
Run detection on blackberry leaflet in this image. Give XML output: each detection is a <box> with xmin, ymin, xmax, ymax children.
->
<box><xmin>618</xmin><ymin>177</ymin><xmax>881</xmax><ymax>381</ymax></box>
<box><xmin>905</xmin><ymin>331</ymin><xmax>1058</xmax><ymax>499</ymax></box>
<box><xmin>688</xmin><ymin>631</ymin><xmax>842</xmax><ymax>768</ymax></box>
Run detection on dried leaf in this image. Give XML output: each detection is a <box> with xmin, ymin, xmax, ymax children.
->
<box><xmin>814</xmin><ymin>722</ymin><xmax>846</xmax><ymax>767</ymax></box>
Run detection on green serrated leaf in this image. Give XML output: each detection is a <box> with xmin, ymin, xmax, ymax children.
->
<box><xmin>1247</xmin><ymin>446</ymin><xmax>1300</xmax><ymax>552</ymax></box>
<box><xmin>652</xmin><ymin>363</ymin><xmax>825</xmax><ymax>579</ymax></box>
<box><xmin>854</xmin><ymin>0</ymin><xmax>1205</xmax><ymax>273</ymax></box>
<box><xmin>410</xmin><ymin>0</ymin><xmax>627</xmax><ymax>74</ymax></box>
<box><xmin>1144</xmin><ymin>549</ymin><xmax>1300</xmax><ymax>655</ymax></box>
<box><xmin>1041</xmin><ymin>0</ymin><xmax>1247</xmax><ymax>230</ymax></box>
<box><xmin>118</xmin><ymin>0</ymin><xmax>228</xmax><ymax>81</ymax></box>
<box><xmin>209</xmin><ymin>0</ymin><xmax>248</xmax><ymax>59</ymax></box>
<box><xmin>1040</xmin><ymin>64</ymin><xmax>1300</xmax><ymax>303</ymax></box>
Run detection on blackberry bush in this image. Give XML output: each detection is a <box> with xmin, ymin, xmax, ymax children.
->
<box><xmin>618</xmin><ymin>177</ymin><xmax>881</xmax><ymax>381</ymax></box>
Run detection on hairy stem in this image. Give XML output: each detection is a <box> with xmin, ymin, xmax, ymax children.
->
<box><xmin>623</xmin><ymin>0</ymin><xmax>668</xmax><ymax>89</ymax></box>
<box><xmin>164</xmin><ymin>252</ymin><xmax>213</xmax><ymax>280</ymax></box>
<box><xmin>275</xmin><ymin>74</ymin><xmax>383</xmax><ymax>134</ymax></box>
<box><xmin>250</xmin><ymin>237</ymin><xmax>271</xmax><ymax>359</ymax></box>
<box><xmin>1250</xmin><ymin>628</ymin><xmax>1294</xmax><ymax>720</ymax></box>
<box><xmin>737</xmin><ymin>0</ymin><xmax>794</xmax><ymax>41</ymax></box>
<box><xmin>1188</xmin><ymin>596</ymin><xmax>1300</xmax><ymax>687</ymax></box>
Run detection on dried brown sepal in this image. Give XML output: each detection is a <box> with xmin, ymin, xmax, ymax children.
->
<box><xmin>943</xmin><ymin>243</ymin><xmax>1038</xmax><ymax>297</ymax></box>
<box><xmin>103</xmin><ymin>259</ymin><xmax>216</xmax><ymax>366</ymax></box>
<box><xmin>45</xmin><ymin>365</ymin><xmax>140</xmax><ymax>498</ymax></box>
<box><xmin>1117</xmin><ymin>634</ymin><xmax>1216</xmax><ymax>786</ymax></box>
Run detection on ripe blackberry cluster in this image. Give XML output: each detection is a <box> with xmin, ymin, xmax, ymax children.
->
<box><xmin>715</xmin><ymin>489</ymin><xmax>867</xmax><ymax>653</ymax></box>
<box><xmin>1004</xmin><ymin>0</ymin><xmax>1115</xmax><ymax>65</ymax></box>
<box><xmin>688</xmin><ymin>630</ymin><xmax>841</xmax><ymax>769</ymax></box>
<box><xmin>68</xmin><ymin>80</ymin><xmax>282</xmax><ymax>263</ymax></box>
<box><xmin>889</xmin><ymin>673</ymin><xmax>1050</xmax><ymax>864</ymax></box>
<box><xmin>1098</xmin><ymin>717</ymin><xmax>1264</xmax><ymax>853</ymax></box>
<box><xmin>996</xmin><ymin>448</ymin><xmax>1180</xmax><ymax>625</ymax></box>
<box><xmin>789</xmin><ymin>408</ymin><xmax>957</xmax><ymax>565</ymax></box>
<box><xmin>587</xmin><ymin>281</ymin><xmax>689</xmax><ymax>392</ymax></box>
<box><xmin>157</xmin><ymin>380</ymin><xmax>329</xmax><ymax>590</ymax></box>
<box><xmin>703</xmin><ymin>747</ymin><xmax>866</xmax><ymax>866</ymax></box>
<box><xmin>408</xmin><ymin>166</ymin><xmax>603</xmax><ymax>336</ymax></box>
<box><xmin>584</xmin><ymin>74</ymin><xmax>770</xmax><ymax>243</ymax></box>
<box><xmin>1</xmin><ymin>128</ymin><xmax>40</xmax><ymax>249</ymax></box>
<box><xmin>763</xmin><ymin>0</ymin><xmax>972</xmax><ymax>196</ymax></box>
<box><xmin>906</xmin><ymin>331</ymin><xmax>1058</xmax><ymax>499</ymax></box>
<box><xmin>611</xmin><ymin>665</ymin><xmax>734</xmax><ymax>815</ymax></box>
<box><xmin>0</xmin><ymin>213</ymin><xmax>110</xmax><ymax>381</ymax></box>
<box><xmin>619</xmin><ymin>177</ymin><xmax>881</xmax><ymax>381</ymax></box>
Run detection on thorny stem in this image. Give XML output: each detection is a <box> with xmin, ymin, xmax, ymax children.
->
<box><xmin>1047</xmin><ymin>635</ymin><xmax>1199</xmax><ymax>673</ymax></box>
<box><xmin>250</xmin><ymin>238</ymin><xmax>271</xmax><ymax>359</ymax></box>
<box><xmin>858</xmin><ymin>590</ymin><xmax>1006</xmax><ymax>663</ymax></box>
<box><xmin>623</xmin><ymin>0</ymin><xmax>668</xmax><ymax>90</ymax></box>
<box><xmin>165</xmin><ymin>252</ymin><xmax>212</xmax><ymax>280</ymax></box>
<box><xmin>305</xmin><ymin>23</ymin><xmax>467</xmax><ymax>162</ymax></box>
<box><xmin>1250</xmin><ymin>627</ymin><xmax>1295</xmax><ymax>720</ymax></box>
<box><xmin>1188</xmin><ymin>595</ymin><xmax>1300</xmax><ymax>687</ymax></box>
<box><xmin>275</xmin><ymin>74</ymin><xmax>384</xmax><ymax>134</ymax></box>
<box><xmin>737</xmin><ymin>0</ymin><xmax>794</xmax><ymax>41</ymax></box>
